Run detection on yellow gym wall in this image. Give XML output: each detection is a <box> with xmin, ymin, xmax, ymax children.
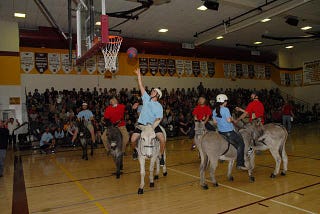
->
<box><xmin>0</xmin><ymin>55</ymin><xmax>20</xmax><ymax>85</ymax></box>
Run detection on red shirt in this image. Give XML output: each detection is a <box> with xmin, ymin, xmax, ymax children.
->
<box><xmin>104</xmin><ymin>104</ymin><xmax>126</xmax><ymax>127</ymax></box>
<box><xmin>245</xmin><ymin>100</ymin><xmax>265</xmax><ymax>124</ymax></box>
<box><xmin>192</xmin><ymin>105</ymin><xmax>212</xmax><ymax>121</ymax></box>
<box><xmin>282</xmin><ymin>104</ymin><xmax>293</xmax><ymax>115</ymax></box>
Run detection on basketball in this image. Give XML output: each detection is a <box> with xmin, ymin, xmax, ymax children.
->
<box><xmin>127</xmin><ymin>47</ymin><xmax>138</xmax><ymax>58</ymax></box>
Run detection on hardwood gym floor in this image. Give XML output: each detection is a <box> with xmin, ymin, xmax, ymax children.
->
<box><xmin>1</xmin><ymin>121</ymin><xmax>319</xmax><ymax>214</ymax></box>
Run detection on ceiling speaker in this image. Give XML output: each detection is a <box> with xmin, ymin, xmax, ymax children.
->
<box><xmin>204</xmin><ymin>0</ymin><xmax>219</xmax><ymax>11</ymax></box>
<box><xmin>285</xmin><ymin>17</ymin><xmax>299</xmax><ymax>26</ymax></box>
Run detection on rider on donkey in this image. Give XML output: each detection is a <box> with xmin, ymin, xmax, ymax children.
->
<box><xmin>131</xmin><ymin>68</ymin><xmax>166</xmax><ymax>166</ymax></box>
<box><xmin>212</xmin><ymin>94</ymin><xmax>247</xmax><ymax>170</ymax></box>
<box><xmin>76</xmin><ymin>102</ymin><xmax>96</xmax><ymax>148</ymax></box>
<box><xmin>102</xmin><ymin>97</ymin><xmax>129</xmax><ymax>154</ymax></box>
<box><xmin>234</xmin><ymin>91</ymin><xmax>265</xmax><ymax>125</ymax></box>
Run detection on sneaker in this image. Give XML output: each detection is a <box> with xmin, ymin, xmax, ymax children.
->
<box><xmin>237</xmin><ymin>165</ymin><xmax>248</xmax><ymax>171</ymax></box>
<box><xmin>132</xmin><ymin>149</ymin><xmax>138</xmax><ymax>160</ymax></box>
<box><xmin>160</xmin><ymin>155</ymin><xmax>165</xmax><ymax>166</ymax></box>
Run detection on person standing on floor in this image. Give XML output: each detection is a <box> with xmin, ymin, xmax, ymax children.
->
<box><xmin>0</xmin><ymin>120</ymin><xmax>9</xmax><ymax>177</ymax></box>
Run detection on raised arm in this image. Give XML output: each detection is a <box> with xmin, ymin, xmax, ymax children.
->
<box><xmin>134</xmin><ymin>68</ymin><xmax>146</xmax><ymax>96</ymax></box>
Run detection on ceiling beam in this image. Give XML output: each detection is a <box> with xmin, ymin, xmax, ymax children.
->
<box><xmin>194</xmin><ymin>0</ymin><xmax>312</xmax><ymax>46</ymax></box>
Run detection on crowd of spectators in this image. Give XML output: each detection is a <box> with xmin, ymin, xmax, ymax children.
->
<box><xmin>24</xmin><ymin>85</ymin><xmax>317</xmax><ymax>145</ymax></box>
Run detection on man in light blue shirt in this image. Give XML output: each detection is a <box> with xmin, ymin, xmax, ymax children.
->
<box><xmin>77</xmin><ymin>102</ymin><xmax>96</xmax><ymax>147</ymax></box>
<box><xmin>40</xmin><ymin>126</ymin><xmax>55</xmax><ymax>154</ymax></box>
<box><xmin>131</xmin><ymin>68</ymin><xmax>166</xmax><ymax>166</ymax></box>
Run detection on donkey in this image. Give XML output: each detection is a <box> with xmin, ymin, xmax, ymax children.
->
<box><xmin>195</xmin><ymin>120</ymin><xmax>263</xmax><ymax>189</ymax></box>
<box><xmin>255</xmin><ymin>123</ymin><xmax>288</xmax><ymax>178</ymax></box>
<box><xmin>77</xmin><ymin>119</ymin><xmax>91</xmax><ymax>160</ymax></box>
<box><xmin>137</xmin><ymin>124</ymin><xmax>167</xmax><ymax>194</ymax></box>
<box><xmin>101</xmin><ymin>119</ymin><xmax>123</xmax><ymax>179</ymax></box>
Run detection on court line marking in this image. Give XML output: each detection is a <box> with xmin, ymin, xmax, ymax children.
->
<box><xmin>167</xmin><ymin>167</ymin><xmax>317</xmax><ymax>214</ymax></box>
<box><xmin>53</xmin><ymin>158</ymin><xmax>108</xmax><ymax>214</ymax></box>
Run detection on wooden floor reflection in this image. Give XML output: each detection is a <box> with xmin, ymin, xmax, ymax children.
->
<box><xmin>1</xmin><ymin>121</ymin><xmax>319</xmax><ymax>213</ymax></box>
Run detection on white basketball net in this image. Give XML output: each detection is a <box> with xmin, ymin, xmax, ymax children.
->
<box><xmin>101</xmin><ymin>36</ymin><xmax>123</xmax><ymax>73</ymax></box>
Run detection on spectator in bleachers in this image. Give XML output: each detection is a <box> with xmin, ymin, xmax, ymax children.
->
<box><xmin>40</xmin><ymin>126</ymin><xmax>55</xmax><ymax>154</ymax></box>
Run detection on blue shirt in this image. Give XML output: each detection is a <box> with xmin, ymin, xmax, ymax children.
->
<box><xmin>212</xmin><ymin>106</ymin><xmax>234</xmax><ymax>132</ymax></box>
<box><xmin>77</xmin><ymin>109</ymin><xmax>94</xmax><ymax>121</ymax></box>
<box><xmin>40</xmin><ymin>132</ymin><xmax>54</xmax><ymax>146</ymax></box>
<box><xmin>54</xmin><ymin>130</ymin><xmax>64</xmax><ymax>139</ymax></box>
<box><xmin>138</xmin><ymin>92</ymin><xmax>163</xmax><ymax>125</ymax></box>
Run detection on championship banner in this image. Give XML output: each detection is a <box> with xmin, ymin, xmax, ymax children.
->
<box><xmin>139</xmin><ymin>58</ymin><xmax>148</xmax><ymax>75</ymax></box>
<box><xmin>223</xmin><ymin>63</ymin><xmax>230</xmax><ymax>78</ymax></box>
<box><xmin>61</xmin><ymin>54</ymin><xmax>73</xmax><ymax>73</ymax></box>
<box><xmin>35</xmin><ymin>53</ymin><xmax>48</xmax><ymax>74</ymax></box>
<box><xmin>265</xmin><ymin>65</ymin><xmax>271</xmax><ymax>79</ymax></box>
<box><xmin>200</xmin><ymin>61</ymin><xmax>208</xmax><ymax>77</ymax></box>
<box><xmin>254</xmin><ymin>65</ymin><xmax>260</xmax><ymax>79</ymax></box>
<box><xmin>48</xmin><ymin>53</ymin><xmax>61</xmax><ymax>74</ymax></box>
<box><xmin>303</xmin><ymin>60</ymin><xmax>320</xmax><ymax>85</ymax></box>
<box><xmin>20</xmin><ymin>52</ymin><xmax>34</xmax><ymax>73</ymax></box>
<box><xmin>242</xmin><ymin>64</ymin><xmax>248</xmax><ymax>78</ymax></box>
<box><xmin>248</xmin><ymin>64</ymin><xmax>254</xmax><ymax>79</ymax></box>
<box><xmin>236</xmin><ymin>64</ymin><xmax>243</xmax><ymax>78</ymax></box>
<box><xmin>175</xmin><ymin>59</ymin><xmax>184</xmax><ymax>77</ymax></box>
<box><xmin>97</xmin><ymin>55</ymin><xmax>106</xmax><ymax>74</ymax></box>
<box><xmin>192</xmin><ymin>61</ymin><xmax>200</xmax><ymax>77</ymax></box>
<box><xmin>158</xmin><ymin>59</ymin><xmax>167</xmax><ymax>76</ymax></box>
<box><xmin>167</xmin><ymin>59</ymin><xmax>176</xmax><ymax>76</ymax></box>
<box><xmin>280</xmin><ymin>72</ymin><xmax>286</xmax><ymax>85</ymax></box>
<box><xmin>184</xmin><ymin>60</ymin><xmax>193</xmax><ymax>76</ymax></box>
<box><xmin>229</xmin><ymin>63</ymin><xmax>236</xmax><ymax>79</ymax></box>
<box><xmin>207</xmin><ymin>62</ymin><xmax>215</xmax><ymax>77</ymax></box>
<box><xmin>86</xmin><ymin>57</ymin><xmax>96</xmax><ymax>74</ymax></box>
<box><xmin>149</xmin><ymin>58</ymin><xmax>158</xmax><ymax>76</ymax></box>
<box><xmin>295</xmin><ymin>72</ymin><xmax>303</xmax><ymax>86</ymax></box>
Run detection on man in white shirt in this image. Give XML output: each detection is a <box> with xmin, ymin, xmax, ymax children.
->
<box><xmin>6</xmin><ymin>117</ymin><xmax>19</xmax><ymax>149</ymax></box>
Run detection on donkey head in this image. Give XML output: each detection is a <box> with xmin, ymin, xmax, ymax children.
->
<box><xmin>77</xmin><ymin>118</ymin><xmax>90</xmax><ymax>138</ymax></box>
<box><xmin>194</xmin><ymin>120</ymin><xmax>206</xmax><ymax>137</ymax></box>
<box><xmin>139</xmin><ymin>124</ymin><xmax>157</xmax><ymax>158</ymax></box>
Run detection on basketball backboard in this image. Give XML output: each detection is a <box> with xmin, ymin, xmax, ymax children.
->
<box><xmin>75</xmin><ymin>0</ymin><xmax>108</xmax><ymax>65</ymax></box>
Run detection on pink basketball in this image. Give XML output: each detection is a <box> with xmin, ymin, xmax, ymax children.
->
<box><xmin>127</xmin><ymin>47</ymin><xmax>138</xmax><ymax>58</ymax></box>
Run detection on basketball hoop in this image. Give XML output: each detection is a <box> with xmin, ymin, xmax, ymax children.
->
<box><xmin>101</xmin><ymin>35</ymin><xmax>123</xmax><ymax>74</ymax></box>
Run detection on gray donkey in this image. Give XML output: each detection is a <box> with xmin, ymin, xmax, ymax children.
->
<box><xmin>102</xmin><ymin>119</ymin><xmax>123</xmax><ymax>179</ymax></box>
<box><xmin>195</xmin><ymin>120</ymin><xmax>263</xmax><ymax>189</ymax></box>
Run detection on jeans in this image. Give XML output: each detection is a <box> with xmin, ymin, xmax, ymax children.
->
<box><xmin>282</xmin><ymin>115</ymin><xmax>292</xmax><ymax>133</ymax></box>
<box><xmin>0</xmin><ymin>149</ymin><xmax>7</xmax><ymax>175</ymax></box>
<box><xmin>219</xmin><ymin>131</ymin><xmax>245</xmax><ymax>167</ymax></box>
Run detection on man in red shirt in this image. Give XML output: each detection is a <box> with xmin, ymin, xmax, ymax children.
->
<box><xmin>235</xmin><ymin>91</ymin><xmax>265</xmax><ymax>124</ymax></box>
<box><xmin>282</xmin><ymin>100</ymin><xmax>294</xmax><ymax>133</ymax></box>
<box><xmin>190</xmin><ymin>95</ymin><xmax>214</xmax><ymax>149</ymax></box>
<box><xmin>101</xmin><ymin>97</ymin><xmax>129</xmax><ymax>153</ymax></box>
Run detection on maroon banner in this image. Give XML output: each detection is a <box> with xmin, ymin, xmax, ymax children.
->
<box><xmin>35</xmin><ymin>53</ymin><xmax>48</xmax><ymax>73</ymax></box>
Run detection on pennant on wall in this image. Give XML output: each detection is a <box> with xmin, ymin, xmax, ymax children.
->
<box><xmin>192</xmin><ymin>61</ymin><xmax>200</xmax><ymax>77</ymax></box>
<box><xmin>175</xmin><ymin>59</ymin><xmax>184</xmax><ymax>77</ymax></box>
<box><xmin>149</xmin><ymin>58</ymin><xmax>158</xmax><ymax>76</ymax></box>
<box><xmin>97</xmin><ymin>55</ymin><xmax>106</xmax><ymax>74</ymax></box>
<box><xmin>236</xmin><ymin>64</ymin><xmax>243</xmax><ymax>78</ymax></box>
<box><xmin>242</xmin><ymin>64</ymin><xmax>248</xmax><ymax>78</ymax></box>
<box><xmin>167</xmin><ymin>59</ymin><xmax>176</xmax><ymax>76</ymax></box>
<box><xmin>184</xmin><ymin>60</ymin><xmax>193</xmax><ymax>76</ymax></box>
<box><xmin>61</xmin><ymin>54</ymin><xmax>73</xmax><ymax>73</ymax></box>
<box><xmin>265</xmin><ymin>66</ymin><xmax>271</xmax><ymax>79</ymax></box>
<box><xmin>86</xmin><ymin>57</ymin><xmax>96</xmax><ymax>74</ymax></box>
<box><xmin>223</xmin><ymin>63</ymin><xmax>230</xmax><ymax>78</ymax></box>
<box><xmin>248</xmin><ymin>64</ymin><xmax>254</xmax><ymax>79</ymax></box>
<box><xmin>35</xmin><ymin>53</ymin><xmax>48</xmax><ymax>74</ymax></box>
<box><xmin>200</xmin><ymin>61</ymin><xmax>208</xmax><ymax>77</ymax></box>
<box><xmin>48</xmin><ymin>53</ymin><xmax>61</xmax><ymax>74</ymax></box>
<box><xmin>207</xmin><ymin>62</ymin><xmax>215</xmax><ymax>77</ymax></box>
<box><xmin>229</xmin><ymin>63</ymin><xmax>236</xmax><ymax>79</ymax></box>
<box><xmin>20</xmin><ymin>52</ymin><xmax>34</xmax><ymax>73</ymax></box>
<box><xmin>158</xmin><ymin>59</ymin><xmax>167</xmax><ymax>76</ymax></box>
<box><xmin>139</xmin><ymin>58</ymin><xmax>148</xmax><ymax>75</ymax></box>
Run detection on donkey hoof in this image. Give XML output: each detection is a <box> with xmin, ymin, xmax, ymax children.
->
<box><xmin>281</xmin><ymin>171</ymin><xmax>286</xmax><ymax>176</ymax></box>
<box><xmin>138</xmin><ymin>188</ymin><xmax>144</xmax><ymax>194</ymax></box>
<box><xmin>163</xmin><ymin>172</ymin><xmax>168</xmax><ymax>176</ymax></box>
<box><xmin>228</xmin><ymin>176</ymin><xmax>234</xmax><ymax>181</ymax></box>
<box><xmin>201</xmin><ymin>184</ymin><xmax>209</xmax><ymax>190</ymax></box>
<box><xmin>154</xmin><ymin>175</ymin><xmax>159</xmax><ymax>180</ymax></box>
<box><xmin>249</xmin><ymin>176</ymin><xmax>255</xmax><ymax>182</ymax></box>
<box><xmin>270</xmin><ymin>173</ymin><xmax>276</xmax><ymax>178</ymax></box>
<box><xmin>116</xmin><ymin>173</ymin><xmax>120</xmax><ymax>179</ymax></box>
<box><xmin>213</xmin><ymin>183</ymin><xmax>219</xmax><ymax>187</ymax></box>
<box><xmin>150</xmin><ymin>182</ymin><xmax>155</xmax><ymax>187</ymax></box>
